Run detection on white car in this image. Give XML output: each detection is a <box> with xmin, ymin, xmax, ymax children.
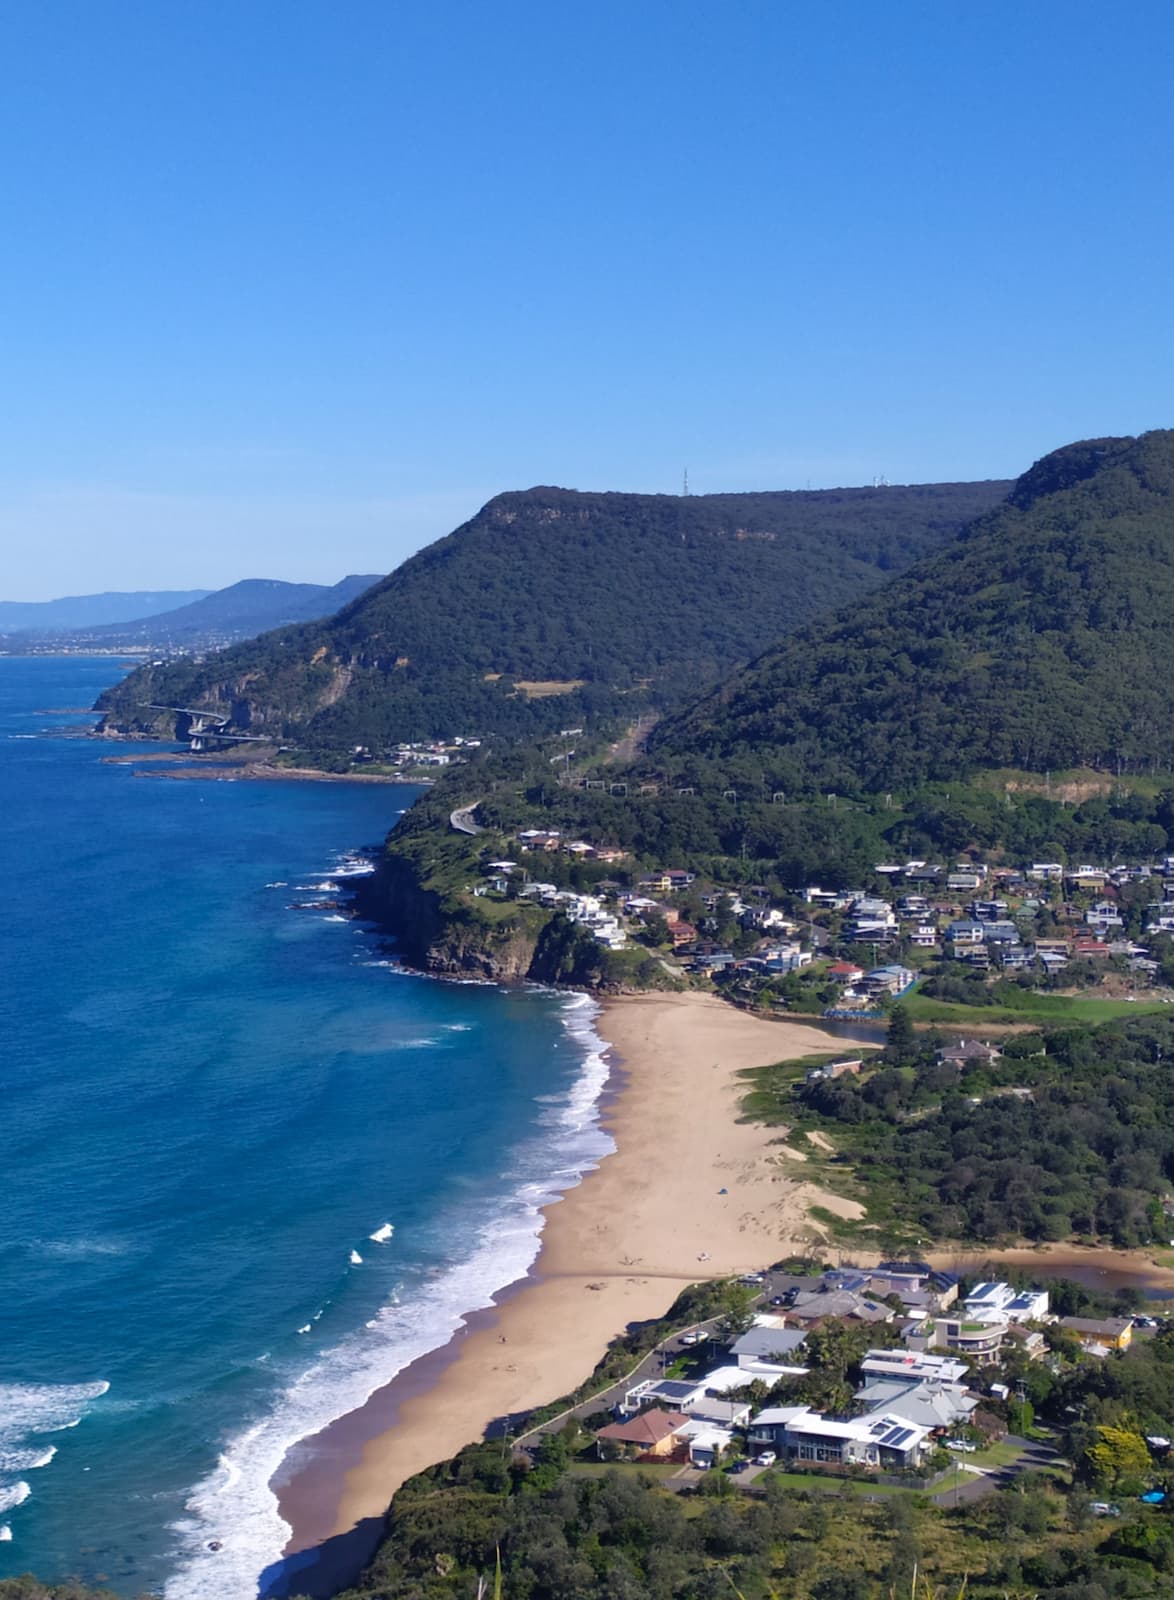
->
<box><xmin>944</xmin><ymin>1439</ymin><xmax>977</xmax><ymax>1453</ymax></box>
<box><xmin>753</xmin><ymin>1451</ymin><xmax>777</xmax><ymax>1467</ymax></box>
<box><xmin>680</xmin><ymin>1330</ymin><xmax>709</xmax><ymax>1346</ymax></box>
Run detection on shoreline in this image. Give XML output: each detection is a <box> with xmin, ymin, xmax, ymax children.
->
<box><xmin>268</xmin><ymin>992</ymin><xmax>868</xmax><ymax>1597</ymax></box>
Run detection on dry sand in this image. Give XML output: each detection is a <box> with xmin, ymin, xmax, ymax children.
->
<box><xmin>276</xmin><ymin>993</ymin><xmax>869</xmax><ymax>1586</ymax></box>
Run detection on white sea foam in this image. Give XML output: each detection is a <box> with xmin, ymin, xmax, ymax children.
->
<box><xmin>263</xmin><ymin>882</ymin><xmax>288</xmax><ymax>889</ymax></box>
<box><xmin>0</xmin><ymin>1484</ymin><xmax>31</xmax><ymax>1514</ymax></box>
<box><xmin>349</xmin><ymin>1249</ymin><xmax>363</xmax><ymax>1265</ymax></box>
<box><xmin>0</xmin><ymin>1525</ymin><xmax>11</xmax><ymax>1541</ymax></box>
<box><xmin>162</xmin><ymin>993</ymin><xmax>615</xmax><ymax>1600</ymax></box>
<box><xmin>369</xmin><ymin>1222</ymin><xmax>395</xmax><ymax>1244</ymax></box>
<box><xmin>0</xmin><ymin>1380</ymin><xmax>109</xmax><ymax>1447</ymax></box>
<box><xmin>0</xmin><ymin>1445</ymin><xmax>56</xmax><ymax>1471</ymax></box>
<box><xmin>295</xmin><ymin>1325</ymin><xmax>311</xmax><ymax>1335</ymax></box>
<box><xmin>442</xmin><ymin>1022</ymin><xmax>472</xmax><ymax>1032</ymax></box>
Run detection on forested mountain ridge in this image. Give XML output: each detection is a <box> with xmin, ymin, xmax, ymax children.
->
<box><xmin>93</xmin><ymin>480</ymin><xmax>1008</xmax><ymax>751</ymax></box>
<box><xmin>652</xmin><ymin>431</ymin><xmax>1174</xmax><ymax>794</ymax></box>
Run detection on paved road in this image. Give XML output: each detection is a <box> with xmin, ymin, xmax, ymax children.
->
<box><xmin>514</xmin><ymin>1316</ymin><xmax>725</xmax><ymax>1450</ymax></box>
<box><xmin>450</xmin><ymin>803</ymin><xmax>483</xmax><ymax>835</ymax></box>
<box><xmin>929</xmin><ymin>1434</ymin><xmax>1062</xmax><ymax>1507</ymax></box>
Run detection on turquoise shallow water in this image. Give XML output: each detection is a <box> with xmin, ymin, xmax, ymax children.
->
<box><xmin>0</xmin><ymin>657</ymin><xmax>610</xmax><ymax>1597</ymax></box>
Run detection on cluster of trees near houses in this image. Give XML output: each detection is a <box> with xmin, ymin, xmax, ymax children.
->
<box><xmin>790</xmin><ymin>1012</ymin><xmax>1174</xmax><ymax>1246</ymax></box>
<box><xmin>319</xmin><ymin>1307</ymin><xmax>1174</xmax><ymax>1600</ymax></box>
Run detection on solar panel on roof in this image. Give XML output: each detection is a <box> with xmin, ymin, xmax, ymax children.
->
<box><xmin>886</xmin><ymin>1428</ymin><xmax>914</xmax><ymax>1447</ymax></box>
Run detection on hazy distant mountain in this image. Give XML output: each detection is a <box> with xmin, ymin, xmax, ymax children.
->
<box><xmin>90</xmin><ymin>575</ymin><xmax>383</xmax><ymax>645</ymax></box>
<box><xmin>95</xmin><ymin>481</ymin><xmax>1009</xmax><ymax>749</ymax></box>
<box><xmin>0</xmin><ymin>589</ymin><xmax>212</xmax><ymax>632</ymax></box>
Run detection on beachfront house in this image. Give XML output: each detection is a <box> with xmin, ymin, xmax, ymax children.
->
<box><xmin>1058</xmin><ymin>1316</ymin><xmax>1134</xmax><ymax>1354</ymax></box>
<box><xmin>748</xmin><ymin>1406</ymin><xmax>932</xmax><ymax>1471</ymax></box>
<box><xmin>595</xmin><ymin>1409</ymin><xmax>690</xmax><ymax>1460</ymax></box>
<box><xmin>729</xmin><ymin>1326</ymin><xmax>809</xmax><ymax>1369</ymax></box>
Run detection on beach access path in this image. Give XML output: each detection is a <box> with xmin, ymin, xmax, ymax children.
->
<box><xmin>277</xmin><ymin>993</ymin><xmax>873</xmax><ymax>1587</ymax></box>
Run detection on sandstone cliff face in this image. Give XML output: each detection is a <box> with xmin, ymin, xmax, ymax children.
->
<box><xmin>353</xmin><ymin>854</ymin><xmax>545</xmax><ymax>982</ymax></box>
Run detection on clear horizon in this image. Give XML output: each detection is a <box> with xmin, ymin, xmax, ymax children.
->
<box><xmin>2</xmin><ymin>0</ymin><xmax>1172</xmax><ymax>598</ymax></box>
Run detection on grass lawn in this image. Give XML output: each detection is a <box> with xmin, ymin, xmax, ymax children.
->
<box><xmin>964</xmin><ymin>1440</ymin><xmax>1029</xmax><ymax>1470</ymax></box>
<box><xmin>760</xmin><ymin>1468</ymin><xmax>916</xmax><ymax>1497</ymax></box>
<box><xmin>901</xmin><ymin>990</ymin><xmax>1167</xmax><ymax>1025</ymax></box>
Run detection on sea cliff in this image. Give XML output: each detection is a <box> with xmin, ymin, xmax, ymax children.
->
<box><xmin>352</xmin><ymin>831</ymin><xmax>677</xmax><ymax>992</ymax></box>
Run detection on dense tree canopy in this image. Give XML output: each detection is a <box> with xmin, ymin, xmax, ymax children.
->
<box><xmin>654</xmin><ymin>432</ymin><xmax>1174</xmax><ymax>794</ymax></box>
<box><xmin>95</xmin><ymin>480</ymin><xmax>1007</xmax><ymax>749</ymax></box>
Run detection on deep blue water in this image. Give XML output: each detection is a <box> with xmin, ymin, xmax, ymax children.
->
<box><xmin>0</xmin><ymin>657</ymin><xmax>609</xmax><ymax>1597</ymax></box>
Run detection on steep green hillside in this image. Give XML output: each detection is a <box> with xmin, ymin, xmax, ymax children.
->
<box><xmin>653</xmin><ymin>432</ymin><xmax>1174</xmax><ymax>794</ymax></box>
<box><xmin>94</xmin><ymin>480</ymin><xmax>1007</xmax><ymax>752</ymax></box>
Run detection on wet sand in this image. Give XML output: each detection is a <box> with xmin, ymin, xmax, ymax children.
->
<box><xmin>272</xmin><ymin>992</ymin><xmax>869</xmax><ymax>1593</ymax></box>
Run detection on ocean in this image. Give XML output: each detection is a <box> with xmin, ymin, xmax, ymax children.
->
<box><xmin>0</xmin><ymin>656</ymin><xmax>612</xmax><ymax>1597</ymax></box>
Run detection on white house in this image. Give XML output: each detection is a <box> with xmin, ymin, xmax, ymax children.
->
<box><xmin>749</xmin><ymin>1406</ymin><xmax>932</xmax><ymax>1471</ymax></box>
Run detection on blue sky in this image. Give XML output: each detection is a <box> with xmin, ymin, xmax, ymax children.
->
<box><xmin>1</xmin><ymin>0</ymin><xmax>1171</xmax><ymax>597</ymax></box>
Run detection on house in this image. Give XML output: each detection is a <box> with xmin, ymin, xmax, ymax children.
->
<box><xmin>859</xmin><ymin>964</ymin><xmax>915</xmax><ymax>997</ymax></box>
<box><xmin>1028</xmin><ymin>863</ymin><xmax>1064</xmax><ymax>883</ymax></box>
<box><xmin>679</xmin><ymin>1419</ymin><xmax>735</xmax><ymax>1469</ymax></box>
<box><xmin>948</xmin><ymin>870</ymin><xmax>985</xmax><ymax>892</ymax></box>
<box><xmin>868</xmin><ymin>1266</ymin><xmax>959</xmax><ymax>1311</ymax></box>
<box><xmin>997</xmin><ymin>945</ymin><xmax>1030</xmax><ymax>970</ymax></box>
<box><xmin>1073</xmin><ymin>937</ymin><xmax>1111</xmax><ymax>958</ymax></box>
<box><xmin>936</xmin><ymin>1039</ymin><xmax>1002</xmax><ymax>1069</ymax></box>
<box><xmin>828</xmin><ymin>961</ymin><xmax>866</xmax><ymax>984</ymax></box>
<box><xmin>730</xmin><ymin>1326</ymin><xmax>809</xmax><ymax>1368</ymax></box>
<box><xmin>908</xmin><ymin>924</ymin><xmax>939</xmax><ymax>948</ymax></box>
<box><xmin>595</xmin><ymin>1409</ymin><xmax>690</xmax><ymax>1458</ymax></box>
<box><xmin>973</xmin><ymin>899</ymin><xmax>1010</xmax><ymax>921</ymax></box>
<box><xmin>1066</xmin><ymin>865</ymin><xmax>1108</xmax><ymax>889</ymax></box>
<box><xmin>785</xmin><ymin>1287</ymin><xmax>895</xmax><ymax>1325</ymax></box>
<box><xmin>859</xmin><ymin>1350</ymin><xmax>970</xmax><ymax>1386</ymax></box>
<box><xmin>669</xmin><ymin>921</ymin><xmax>698</xmax><ymax>948</ymax></box>
<box><xmin>619</xmin><ymin>1378</ymin><xmax>712</xmax><ymax>1417</ymax></box>
<box><xmin>749</xmin><ymin>1406</ymin><xmax>931</xmax><ymax>1471</ymax></box>
<box><xmin>1086</xmin><ymin>901</ymin><xmax>1125</xmax><ymax>930</ymax></box>
<box><xmin>1059</xmin><ymin>1315</ymin><xmax>1134</xmax><ymax>1353</ymax></box>
<box><xmin>962</xmin><ymin>1282</ymin><xmax>1049</xmax><ymax>1323</ymax></box>
<box><xmin>701</xmin><ymin>1362</ymin><xmax>809</xmax><ymax>1393</ymax></box>
<box><xmin>805</xmin><ymin>886</ymin><xmax>850</xmax><ymax>909</ymax></box>
<box><xmin>948</xmin><ymin>920</ymin><xmax>986</xmax><ymax>947</ymax></box>
<box><xmin>854</xmin><ymin>1379</ymin><xmax>978</xmax><ymax>1433</ymax></box>
<box><xmin>932</xmin><ymin>1318</ymin><xmax>1008</xmax><ymax>1357</ymax></box>
<box><xmin>592</xmin><ymin>845</ymin><xmax>628</xmax><ymax>864</ymax></box>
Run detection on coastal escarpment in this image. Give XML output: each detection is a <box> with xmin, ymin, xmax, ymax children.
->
<box><xmin>353</xmin><ymin>851</ymin><xmax>545</xmax><ymax>981</ymax></box>
<box><xmin>353</xmin><ymin>839</ymin><xmax>676</xmax><ymax>992</ymax></box>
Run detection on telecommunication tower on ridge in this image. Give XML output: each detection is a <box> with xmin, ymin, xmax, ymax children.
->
<box><xmin>682</xmin><ymin>468</ymin><xmax>690</xmax><ymax>496</ymax></box>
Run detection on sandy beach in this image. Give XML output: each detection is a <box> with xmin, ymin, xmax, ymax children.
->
<box><xmin>274</xmin><ymin>992</ymin><xmax>868</xmax><ymax>1590</ymax></box>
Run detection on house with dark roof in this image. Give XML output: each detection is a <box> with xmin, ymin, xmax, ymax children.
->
<box><xmin>935</xmin><ymin>1039</ymin><xmax>1002</xmax><ymax>1068</ymax></box>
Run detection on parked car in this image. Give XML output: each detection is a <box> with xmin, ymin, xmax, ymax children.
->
<box><xmin>944</xmin><ymin>1439</ymin><xmax>977</xmax><ymax>1453</ymax></box>
<box><xmin>680</xmin><ymin>1330</ymin><xmax>709</xmax><ymax>1346</ymax></box>
<box><xmin>1090</xmin><ymin>1502</ymin><xmax>1122</xmax><ymax>1517</ymax></box>
<box><xmin>753</xmin><ymin>1451</ymin><xmax>777</xmax><ymax>1467</ymax></box>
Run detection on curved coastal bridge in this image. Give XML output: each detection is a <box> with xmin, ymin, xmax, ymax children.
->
<box><xmin>147</xmin><ymin>704</ymin><xmax>270</xmax><ymax>752</ymax></box>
